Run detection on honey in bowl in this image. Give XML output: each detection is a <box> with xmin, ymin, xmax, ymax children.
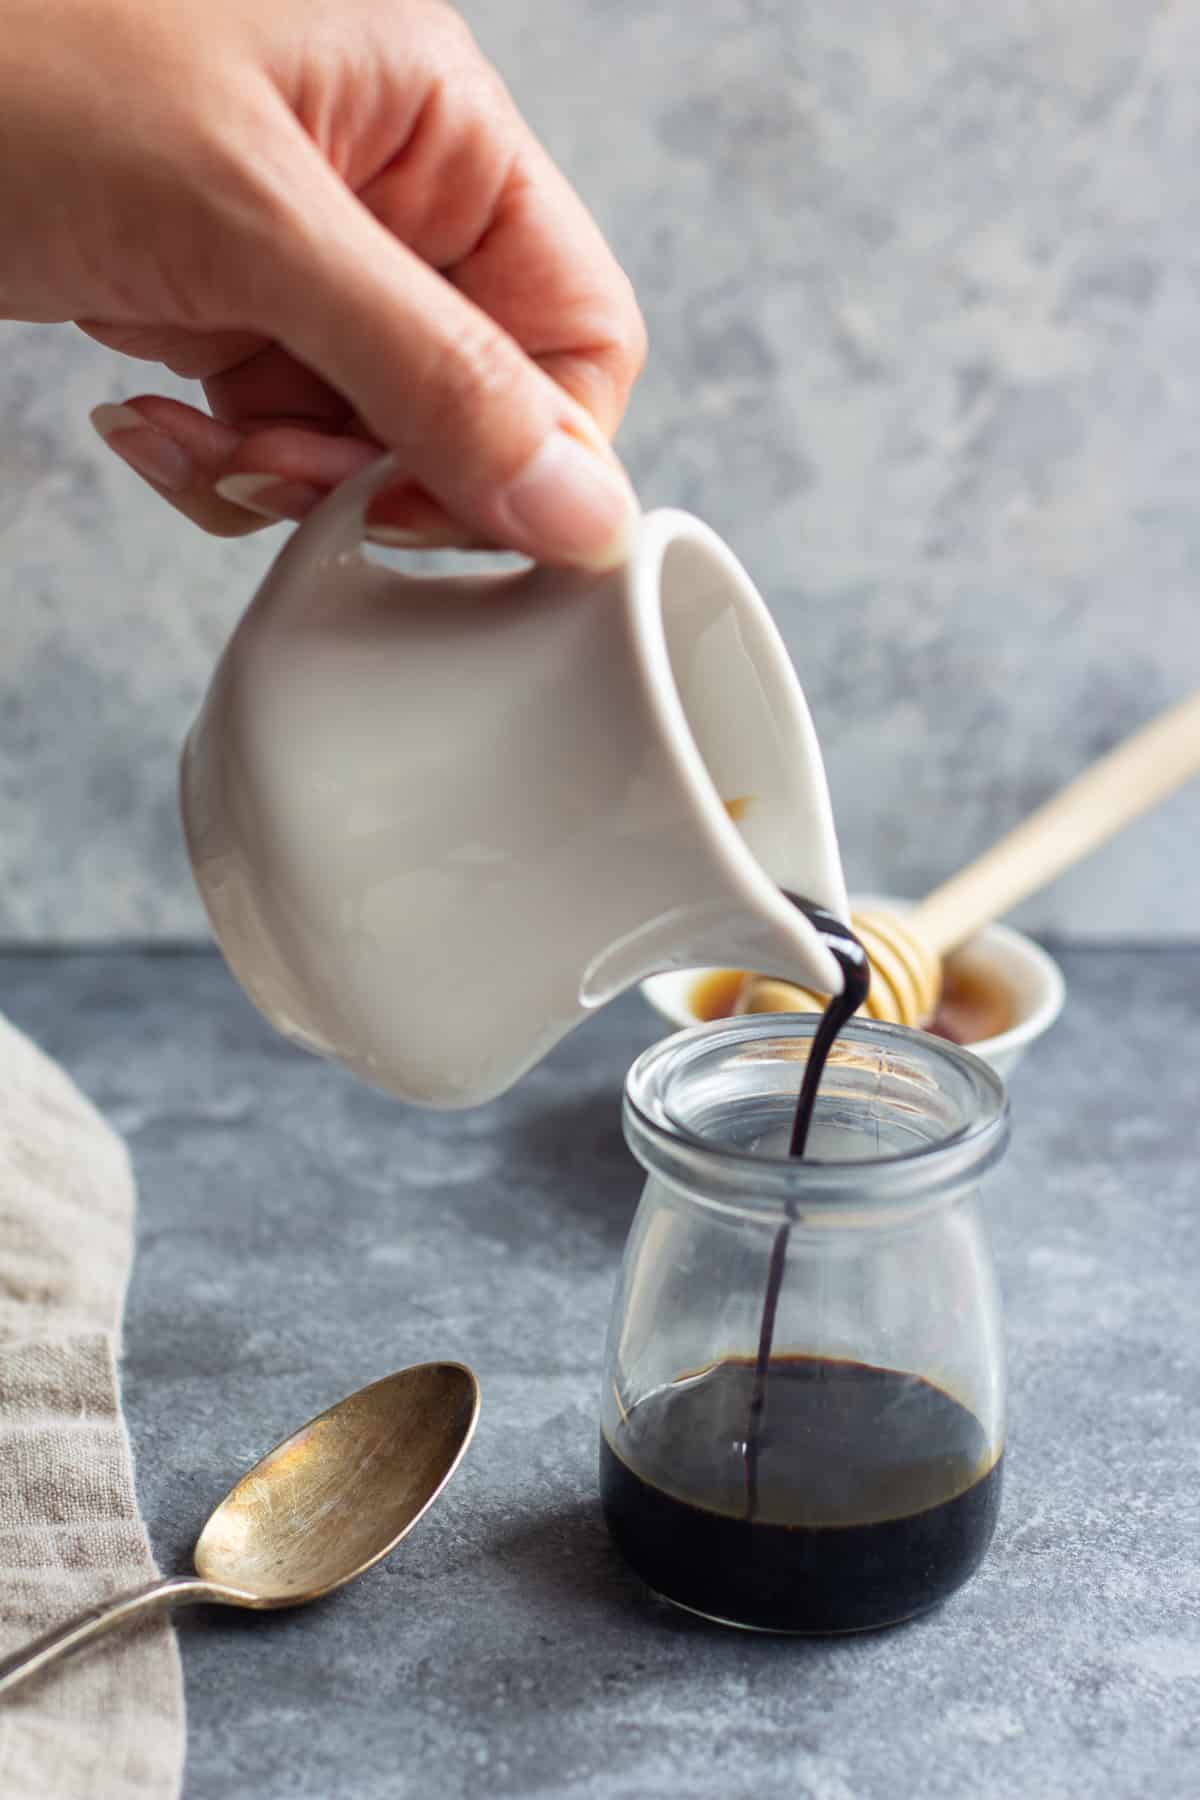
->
<box><xmin>689</xmin><ymin>968</ymin><xmax>751</xmax><ymax>1023</ymax></box>
<box><xmin>925</xmin><ymin>954</ymin><xmax>1014</xmax><ymax>1045</ymax></box>
<box><xmin>689</xmin><ymin>953</ymin><xmax>1015</xmax><ymax>1047</ymax></box>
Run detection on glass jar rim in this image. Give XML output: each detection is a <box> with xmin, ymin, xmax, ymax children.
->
<box><xmin>623</xmin><ymin>1015</ymin><xmax>1010</xmax><ymax>1220</ymax></box>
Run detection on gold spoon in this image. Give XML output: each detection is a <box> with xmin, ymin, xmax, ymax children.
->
<box><xmin>0</xmin><ymin>1360</ymin><xmax>480</xmax><ymax>1697</ymax></box>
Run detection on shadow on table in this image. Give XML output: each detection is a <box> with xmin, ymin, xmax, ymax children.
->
<box><xmin>500</xmin><ymin>1087</ymin><xmax>639</xmax><ymax>1251</ymax></box>
<box><xmin>480</xmin><ymin>1494</ymin><xmax>879</xmax><ymax>1663</ymax></box>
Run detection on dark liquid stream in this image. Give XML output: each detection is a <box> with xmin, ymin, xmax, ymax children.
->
<box><xmin>743</xmin><ymin>894</ymin><xmax>872</xmax><ymax>1518</ymax></box>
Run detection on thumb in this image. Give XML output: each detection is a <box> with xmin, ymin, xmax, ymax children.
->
<box><xmin>257</xmin><ymin>153</ymin><xmax>640</xmax><ymax>570</ymax></box>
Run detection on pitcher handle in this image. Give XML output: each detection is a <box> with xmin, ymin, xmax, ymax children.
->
<box><xmin>272</xmin><ymin>451</ymin><xmax>402</xmax><ymax>570</ymax></box>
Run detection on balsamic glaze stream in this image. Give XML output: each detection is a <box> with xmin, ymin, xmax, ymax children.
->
<box><xmin>743</xmin><ymin>894</ymin><xmax>872</xmax><ymax>1518</ymax></box>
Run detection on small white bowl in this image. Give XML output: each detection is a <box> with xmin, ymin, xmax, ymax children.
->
<box><xmin>638</xmin><ymin>899</ymin><xmax>1065</xmax><ymax>1080</ymax></box>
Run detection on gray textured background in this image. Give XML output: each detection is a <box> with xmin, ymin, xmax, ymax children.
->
<box><xmin>2</xmin><ymin>0</ymin><xmax>1198</xmax><ymax>942</ymax></box>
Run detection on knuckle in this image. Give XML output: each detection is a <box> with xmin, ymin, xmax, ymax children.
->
<box><xmin>583</xmin><ymin>288</ymin><xmax>649</xmax><ymax>421</ymax></box>
<box><xmin>430</xmin><ymin>315</ymin><xmax>530</xmax><ymax>436</ymax></box>
<box><xmin>420</xmin><ymin>1</ymin><xmax>479</xmax><ymax>65</ymax></box>
<box><xmin>619</xmin><ymin>291</ymin><xmax>650</xmax><ymax>382</ymax></box>
<box><xmin>587</xmin><ymin>273</ymin><xmax>649</xmax><ymax>398</ymax></box>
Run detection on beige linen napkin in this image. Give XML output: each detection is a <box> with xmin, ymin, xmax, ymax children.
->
<box><xmin>0</xmin><ymin>1010</ymin><xmax>185</xmax><ymax>1798</ymax></box>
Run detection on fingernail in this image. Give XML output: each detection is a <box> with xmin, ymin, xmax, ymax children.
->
<box><xmin>365</xmin><ymin>525</ymin><xmax>428</xmax><ymax>547</ymax></box>
<box><xmin>90</xmin><ymin>403</ymin><xmax>193</xmax><ymax>494</ymax></box>
<box><xmin>497</xmin><ymin>431</ymin><xmax>638</xmax><ymax>570</ymax></box>
<box><xmin>214</xmin><ymin>474</ymin><xmax>326</xmax><ymax>521</ymax></box>
<box><xmin>90</xmin><ymin>402</ymin><xmax>145</xmax><ymax>438</ymax></box>
<box><xmin>365</xmin><ymin>524</ymin><xmax>484</xmax><ymax>549</ymax></box>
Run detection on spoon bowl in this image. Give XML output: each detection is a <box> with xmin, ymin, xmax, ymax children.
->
<box><xmin>194</xmin><ymin>1361</ymin><xmax>480</xmax><ymax>1606</ymax></box>
<box><xmin>0</xmin><ymin>1361</ymin><xmax>480</xmax><ymax>1692</ymax></box>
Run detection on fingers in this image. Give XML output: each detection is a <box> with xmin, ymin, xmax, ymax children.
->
<box><xmin>84</xmin><ymin>332</ymin><xmax>474</xmax><ymax>545</ymax></box>
<box><xmin>251</xmin><ymin>121</ymin><xmax>639</xmax><ymax>569</ymax></box>
<box><xmin>84</xmin><ymin>14</ymin><xmax>647</xmax><ymax>566</ymax></box>
<box><xmin>358</xmin><ymin>81</ymin><xmax>646</xmax><ymax>441</ymax></box>
<box><xmin>89</xmin><ymin>397</ymin><xmax>269</xmax><ymax>538</ymax></box>
<box><xmin>85</xmin><ymin>215</ymin><xmax>642</xmax><ymax>555</ymax></box>
<box><xmin>89</xmin><ymin>395</ymin><xmax>484</xmax><ymax>547</ymax></box>
<box><xmin>212</xmin><ymin>428</ymin><xmax>481</xmax><ymax>546</ymax></box>
<box><xmin>452</xmin><ymin>142</ymin><xmax>646</xmax><ymax>437</ymax></box>
<box><xmin>89</xmin><ymin>396</ymin><xmax>372</xmax><ymax>540</ymax></box>
<box><xmin>202</xmin><ymin>342</ymin><xmax>354</xmax><ymax>434</ymax></box>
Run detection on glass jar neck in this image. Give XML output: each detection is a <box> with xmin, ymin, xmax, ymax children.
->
<box><xmin>624</xmin><ymin>1016</ymin><xmax>1009</xmax><ymax>1224</ymax></box>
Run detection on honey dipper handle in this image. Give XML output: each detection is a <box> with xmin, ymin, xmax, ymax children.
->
<box><xmin>907</xmin><ymin>688</ymin><xmax>1200</xmax><ymax>956</ymax></box>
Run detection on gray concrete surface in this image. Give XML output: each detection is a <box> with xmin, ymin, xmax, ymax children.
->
<box><xmin>2</xmin><ymin>3</ymin><xmax>1199</xmax><ymax>939</ymax></box>
<box><xmin>1</xmin><ymin>944</ymin><xmax>1196</xmax><ymax>1798</ymax></box>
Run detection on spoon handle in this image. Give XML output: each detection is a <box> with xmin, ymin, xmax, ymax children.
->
<box><xmin>0</xmin><ymin>1575</ymin><xmax>220</xmax><ymax>1697</ymax></box>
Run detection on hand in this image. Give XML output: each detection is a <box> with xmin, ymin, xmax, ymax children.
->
<box><xmin>0</xmin><ymin>0</ymin><xmax>645</xmax><ymax>565</ymax></box>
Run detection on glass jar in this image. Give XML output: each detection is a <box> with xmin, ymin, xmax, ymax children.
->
<box><xmin>600</xmin><ymin>1015</ymin><xmax>1010</xmax><ymax>1634</ymax></box>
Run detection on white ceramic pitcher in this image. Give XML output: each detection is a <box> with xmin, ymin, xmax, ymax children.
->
<box><xmin>181</xmin><ymin>457</ymin><xmax>850</xmax><ymax>1107</ymax></box>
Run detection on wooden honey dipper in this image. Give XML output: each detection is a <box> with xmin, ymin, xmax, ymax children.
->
<box><xmin>734</xmin><ymin>687</ymin><xmax>1200</xmax><ymax>1026</ymax></box>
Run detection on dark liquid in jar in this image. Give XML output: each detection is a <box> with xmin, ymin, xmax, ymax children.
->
<box><xmin>600</xmin><ymin>1354</ymin><xmax>1002</xmax><ymax>1632</ymax></box>
<box><xmin>603</xmin><ymin>895</ymin><xmax>1001</xmax><ymax>1629</ymax></box>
